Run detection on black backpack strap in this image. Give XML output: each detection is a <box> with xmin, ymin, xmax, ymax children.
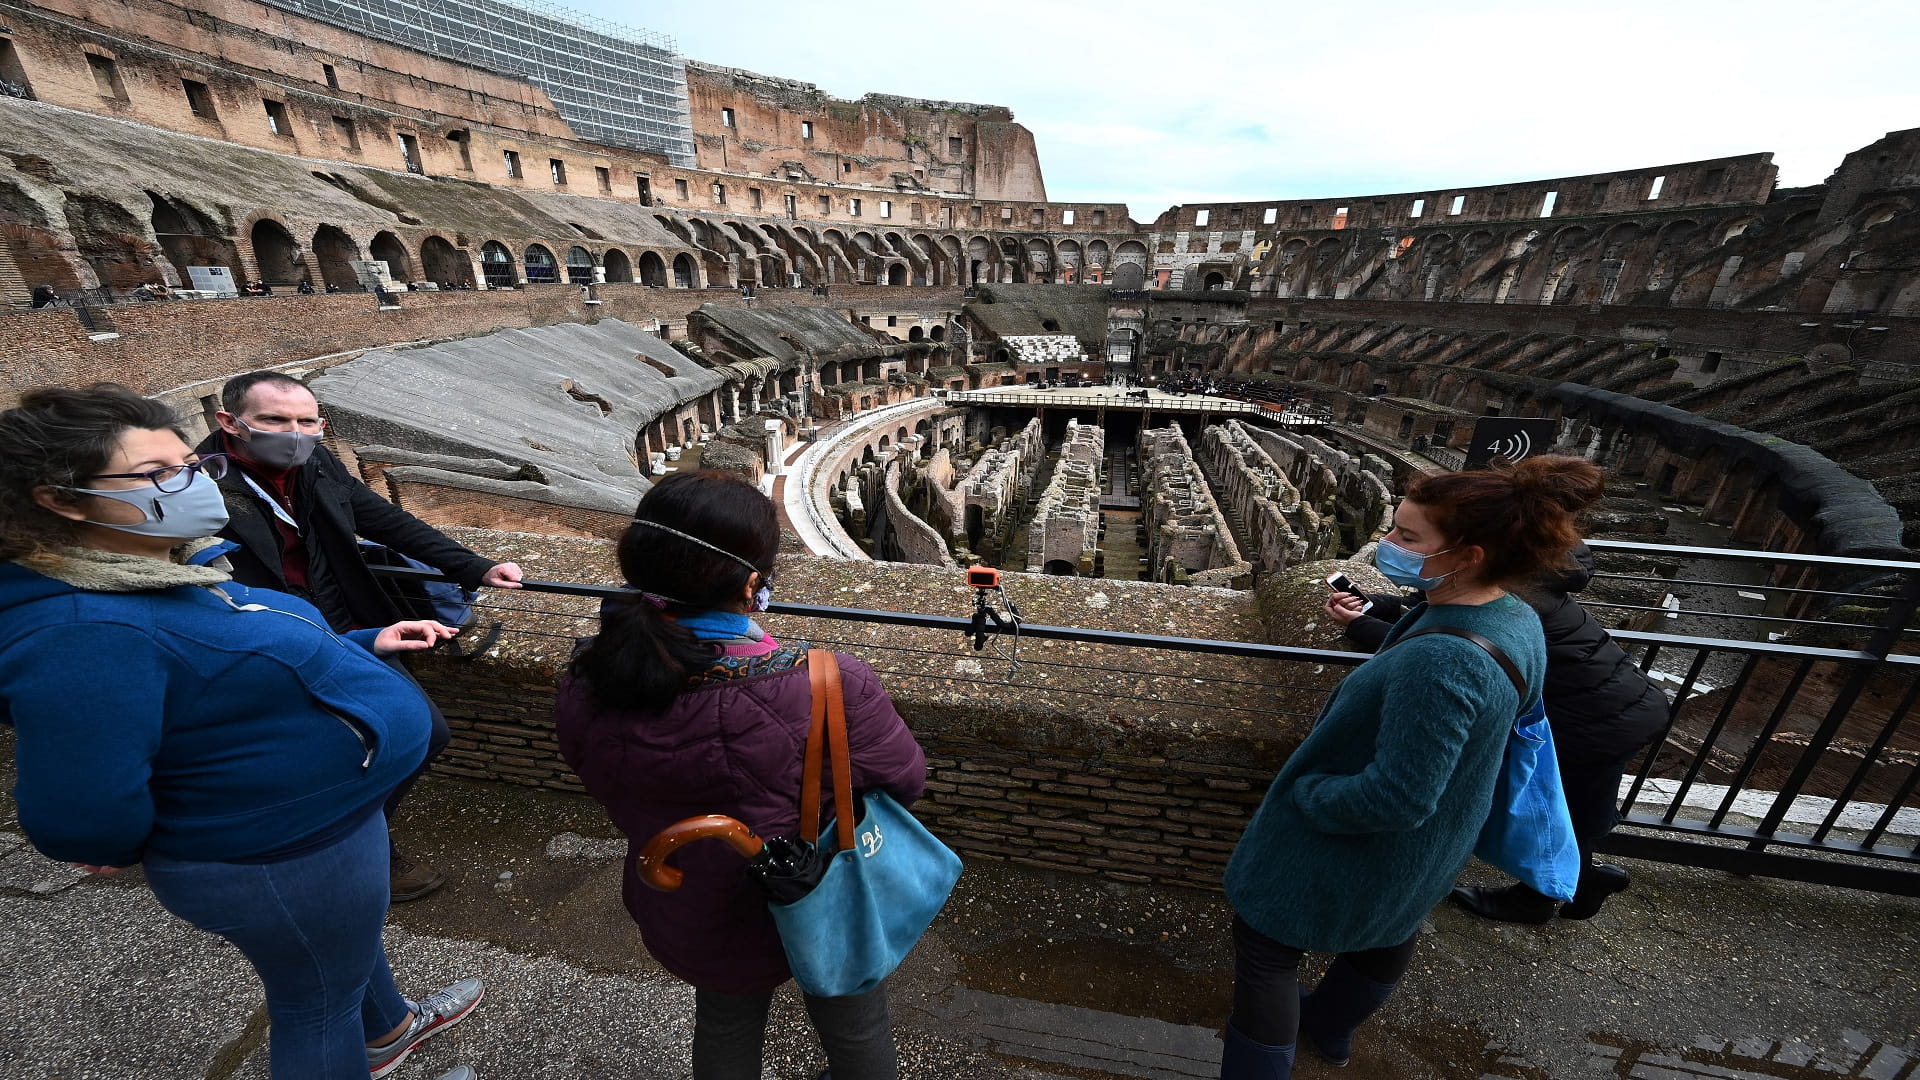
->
<box><xmin>1396</xmin><ymin>626</ymin><xmax>1527</xmax><ymax>702</ymax></box>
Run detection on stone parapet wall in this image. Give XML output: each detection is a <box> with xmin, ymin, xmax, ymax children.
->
<box><xmin>404</xmin><ymin>538</ymin><xmax>1337</xmax><ymax>891</ymax></box>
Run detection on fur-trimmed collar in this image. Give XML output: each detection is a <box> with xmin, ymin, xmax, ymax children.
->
<box><xmin>18</xmin><ymin>540</ymin><xmax>232</xmax><ymax>592</ymax></box>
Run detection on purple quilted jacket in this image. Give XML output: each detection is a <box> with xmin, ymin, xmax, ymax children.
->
<box><xmin>555</xmin><ymin>642</ymin><xmax>927</xmax><ymax>994</ymax></box>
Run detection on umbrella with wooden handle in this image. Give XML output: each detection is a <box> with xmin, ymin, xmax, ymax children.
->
<box><xmin>634</xmin><ymin>815</ymin><xmax>768</xmax><ymax>891</ymax></box>
<box><xmin>636</xmin><ymin>815</ymin><xmax>833</xmax><ymax>904</ymax></box>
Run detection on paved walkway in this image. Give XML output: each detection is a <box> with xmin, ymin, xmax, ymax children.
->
<box><xmin>779</xmin><ymin>397</ymin><xmax>949</xmax><ymax>560</ymax></box>
<box><xmin>2</xmin><ymin>748</ymin><xmax>1916</xmax><ymax>1080</ymax></box>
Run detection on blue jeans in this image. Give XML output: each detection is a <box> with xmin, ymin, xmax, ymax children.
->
<box><xmin>144</xmin><ymin>811</ymin><xmax>413</xmax><ymax>1080</ymax></box>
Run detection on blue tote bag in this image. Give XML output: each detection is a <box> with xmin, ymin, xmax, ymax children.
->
<box><xmin>1398</xmin><ymin>628</ymin><xmax>1582</xmax><ymax>902</ymax></box>
<box><xmin>770</xmin><ymin>651</ymin><xmax>962</xmax><ymax>998</ymax></box>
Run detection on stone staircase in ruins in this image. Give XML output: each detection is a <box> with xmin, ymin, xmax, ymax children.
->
<box><xmin>1195</xmin><ymin>450</ymin><xmax>1259</xmax><ymax>569</ymax></box>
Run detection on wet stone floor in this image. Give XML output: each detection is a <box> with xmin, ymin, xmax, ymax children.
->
<box><xmin>1</xmin><ymin>750</ymin><xmax>1915</xmax><ymax>1079</ymax></box>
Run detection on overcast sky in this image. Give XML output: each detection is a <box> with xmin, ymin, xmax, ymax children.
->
<box><xmin>573</xmin><ymin>0</ymin><xmax>1918</xmax><ymax>222</ymax></box>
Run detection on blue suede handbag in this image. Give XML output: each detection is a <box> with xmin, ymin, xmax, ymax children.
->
<box><xmin>1399</xmin><ymin>628</ymin><xmax>1583</xmax><ymax>902</ymax></box>
<box><xmin>769</xmin><ymin>650</ymin><xmax>962</xmax><ymax>998</ymax></box>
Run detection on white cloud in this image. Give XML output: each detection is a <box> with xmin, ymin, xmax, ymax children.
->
<box><xmin>575</xmin><ymin>0</ymin><xmax>1920</xmax><ymax>217</ymax></box>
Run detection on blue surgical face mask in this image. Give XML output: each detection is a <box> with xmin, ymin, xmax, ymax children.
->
<box><xmin>751</xmin><ymin>582</ymin><xmax>773</xmax><ymax>612</ymax></box>
<box><xmin>1373</xmin><ymin>537</ymin><xmax>1455</xmax><ymax>590</ymax></box>
<box><xmin>75</xmin><ymin>468</ymin><xmax>232</xmax><ymax>539</ymax></box>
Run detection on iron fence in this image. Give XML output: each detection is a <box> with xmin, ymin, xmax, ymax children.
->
<box><xmin>369</xmin><ymin>536</ymin><xmax>1920</xmax><ymax>895</ymax></box>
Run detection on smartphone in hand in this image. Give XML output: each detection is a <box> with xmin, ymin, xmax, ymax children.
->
<box><xmin>1324</xmin><ymin>572</ymin><xmax>1374</xmax><ymax>613</ymax></box>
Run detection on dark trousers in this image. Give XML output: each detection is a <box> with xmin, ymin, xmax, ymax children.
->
<box><xmin>1228</xmin><ymin>916</ymin><xmax>1418</xmax><ymax>1047</ymax></box>
<box><xmin>692</xmin><ymin>981</ymin><xmax>897</xmax><ymax>1080</ymax></box>
<box><xmin>381</xmin><ymin>655</ymin><xmax>451</xmax><ymax>822</ymax></box>
<box><xmin>1558</xmin><ymin>749</ymin><xmax>1640</xmax><ymax>866</ymax></box>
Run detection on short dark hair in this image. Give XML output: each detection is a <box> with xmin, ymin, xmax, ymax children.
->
<box><xmin>0</xmin><ymin>384</ymin><xmax>184</xmax><ymax>562</ymax></box>
<box><xmin>220</xmin><ymin>370</ymin><xmax>311</xmax><ymax>416</ymax></box>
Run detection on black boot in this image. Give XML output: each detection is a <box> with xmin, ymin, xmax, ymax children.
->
<box><xmin>1298</xmin><ymin>959</ymin><xmax>1396</xmax><ymax>1068</ymax></box>
<box><xmin>1220</xmin><ymin>1020</ymin><xmax>1295</xmax><ymax>1079</ymax></box>
<box><xmin>1559</xmin><ymin>863</ymin><xmax>1629</xmax><ymax>920</ymax></box>
<box><xmin>1448</xmin><ymin>882</ymin><xmax>1557</xmax><ymax>924</ymax></box>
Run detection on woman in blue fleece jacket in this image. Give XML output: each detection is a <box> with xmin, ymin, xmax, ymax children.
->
<box><xmin>0</xmin><ymin>385</ymin><xmax>481</xmax><ymax>1080</ymax></box>
<box><xmin>1218</xmin><ymin>456</ymin><xmax>1605</xmax><ymax>1079</ymax></box>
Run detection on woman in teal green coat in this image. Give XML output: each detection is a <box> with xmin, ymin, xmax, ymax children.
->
<box><xmin>1220</xmin><ymin>456</ymin><xmax>1605</xmax><ymax>1079</ymax></box>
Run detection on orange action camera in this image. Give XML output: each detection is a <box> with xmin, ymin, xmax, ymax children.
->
<box><xmin>967</xmin><ymin>566</ymin><xmax>1001</xmax><ymax>589</ymax></box>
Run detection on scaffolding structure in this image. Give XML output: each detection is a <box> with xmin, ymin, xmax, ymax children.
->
<box><xmin>266</xmin><ymin>0</ymin><xmax>695</xmax><ymax>164</ymax></box>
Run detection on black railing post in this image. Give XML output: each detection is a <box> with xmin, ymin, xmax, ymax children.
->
<box><xmin>1747</xmin><ymin>567</ymin><xmax>1920</xmax><ymax>849</ymax></box>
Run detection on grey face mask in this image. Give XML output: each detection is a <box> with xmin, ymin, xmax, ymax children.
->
<box><xmin>236</xmin><ymin>421</ymin><xmax>322</xmax><ymax>468</ymax></box>
<box><xmin>75</xmin><ymin>469</ymin><xmax>232</xmax><ymax>539</ymax></box>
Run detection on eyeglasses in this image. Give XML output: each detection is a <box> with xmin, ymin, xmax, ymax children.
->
<box><xmin>88</xmin><ymin>454</ymin><xmax>230</xmax><ymax>493</ymax></box>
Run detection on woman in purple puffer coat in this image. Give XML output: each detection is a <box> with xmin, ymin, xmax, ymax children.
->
<box><xmin>555</xmin><ymin>471</ymin><xmax>926</xmax><ymax>1080</ymax></box>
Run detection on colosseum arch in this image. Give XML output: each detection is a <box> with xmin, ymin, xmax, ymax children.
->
<box><xmin>370</xmin><ymin>231</ymin><xmax>414</xmax><ymax>282</ymax></box>
<box><xmin>672</xmin><ymin>252</ymin><xmax>699</xmax><ymax>288</ymax></box>
<box><xmin>1025</xmin><ymin>236</ymin><xmax>1054</xmax><ymax>282</ymax></box>
<box><xmin>248</xmin><ymin>218</ymin><xmax>302</xmax><ymax>286</ymax></box>
<box><xmin>967</xmin><ymin>235</ymin><xmax>996</xmax><ymax>283</ymax></box>
<box><xmin>145</xmin><ymin>190</ymin><xmax>239</xmax><ymax>287</ymax></box>
<box><xmin>637</xmin><ymin>250</ymin><xmax>667</xmax><ymax>286</ymax></box>
<box><xmin>419</xmin><ymin>234</ymin><xmax>468</xmax><ymax>287</ymax></box>
<box><xmin>1056</xmin><ymin>238</ymin><xmax>1082</xmax><ymax>282</ymax></box>
<box><xmin>1086</xmin><ymin>238</ymin><xmax>1111</xmax><ymax>282</ymax></box>
<box><xmin>310</xmin><ymin>224</ymin><xmax>361</xmax><ymax>291</ymax></box>
<box><xmin>602</xmin><ymin>248</ymin><xmax>632</xmax><ymax>283</ymax></box>
<box><xmin>998</xmin><ymin>236</ymin><xmax>1026</xmax><ymax>282</ymax></box>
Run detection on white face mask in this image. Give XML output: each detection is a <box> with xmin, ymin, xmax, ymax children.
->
<box><xmin>75</xmin><ymin>468</ymin><xmax>231</xmax><ymax>539</ymax></box>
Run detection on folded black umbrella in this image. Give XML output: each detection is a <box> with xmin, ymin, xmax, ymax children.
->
<box><xmin>744</xmin><ymin>835</ymin><xmax>830</xmax><ymax>905</ymax></box>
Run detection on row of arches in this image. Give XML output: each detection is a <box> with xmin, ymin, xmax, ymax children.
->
<box><xmin>246</xmin><ymin>218</ymin><xmax>706</xmax><ymax>291</ymax></box>
<box><xmin>641</xmin><ymin>214</ymin><xmax>1157</xmax><ymax>290</ymax></box>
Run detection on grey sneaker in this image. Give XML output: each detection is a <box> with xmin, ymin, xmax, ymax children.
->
<box><xmin>368</xmin><ymin>977</ymin><xmax>486</xmax><ymax>1079</ymax></box>
<box><xmin>432</xmin><ymin>1070</ymin><xmax>478</xmax><ymax>1080</ymax></box>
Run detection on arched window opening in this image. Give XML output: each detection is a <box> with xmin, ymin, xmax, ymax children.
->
<box><xmin>480</xmin><ymin>241</ymin><xmax>517</xmax><ymax>289</ymax></box>
<box><xmin>565</xmin><ymin>245</ymin><xmax>595</xmax><ymax>284</ymax></box>
<box><xmin>524</xmin><ymin>244</ymin><xmax>559</xmax><ymax>284</ymax></box>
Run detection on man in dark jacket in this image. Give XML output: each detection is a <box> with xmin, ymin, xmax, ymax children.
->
<box><xmin>197</xmin><ymin>370</ymin><xmax>525</xmax><ymax>901</ymax></box>
<box><xmin>1326</xmin><ymin>543</ymin><xmax>1670</xmax><ymax>922</ymax></box>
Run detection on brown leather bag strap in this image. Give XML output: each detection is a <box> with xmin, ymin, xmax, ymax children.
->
<box><xmin>806</xmin><ymin>648</ymin><xmax>858</xmax><ymax>853</ymax></box>
<box><xmin>800</xmin><ymin>652</ymin><xmax>829</xmax><ymax>845</ymax></box>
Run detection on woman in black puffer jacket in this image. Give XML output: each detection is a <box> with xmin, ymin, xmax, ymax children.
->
<box><xmin>1328</xmin><ymin>543</ymin><xmax>1670</xmax><ymax>921</ymax></box>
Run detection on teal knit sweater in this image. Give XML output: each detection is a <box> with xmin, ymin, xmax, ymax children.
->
<box><xmin>1224</xmin><ymin>594</ymin><xmax>1546</xmax><ymax>953</ymax></box>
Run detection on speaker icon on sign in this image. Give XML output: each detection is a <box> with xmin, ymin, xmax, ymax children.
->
<box><xmin>1464</xmin><ymin>418</ymin><xmax>1558</xmax><ymax>470</ymax></box>
<box><xmin>1484</xmin><ymin>430</ymin><xmax>1534</xmax><ymax>462</ymax></box>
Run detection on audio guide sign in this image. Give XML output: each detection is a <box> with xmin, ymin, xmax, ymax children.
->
<box><xmin>1464</xmin><ymin>418</ymin><xmax>1558</xmax><ymax>469</ymax></box>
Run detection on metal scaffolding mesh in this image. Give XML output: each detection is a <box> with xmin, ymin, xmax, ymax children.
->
<box><xmin>264</xmin><ymin>0</ymin><xmax>695</xmax><ymax>164</ymax></box>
